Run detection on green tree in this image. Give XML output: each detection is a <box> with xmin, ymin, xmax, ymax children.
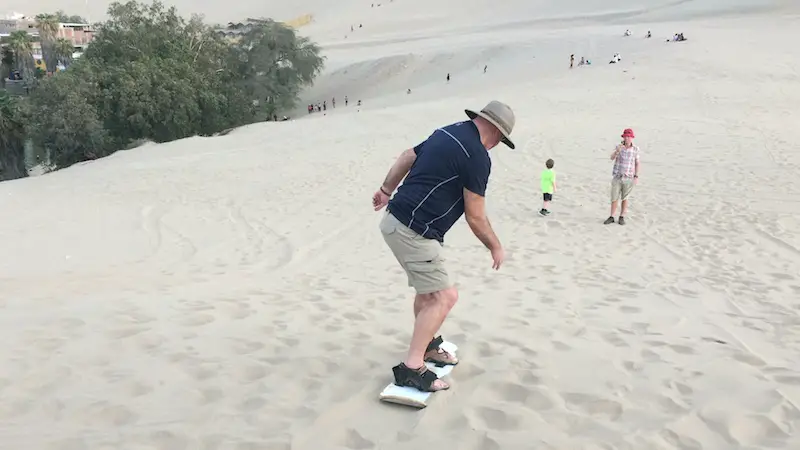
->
<box><xmin>35</xmin><ymin>14</ymin><xmax>60</xmax><ymax>73</ymax></box>
<box><xmin>0</xmin><ymin>90</ymin><xmax>28</xmax><ymax>181</ymax></box>
<box><xmin>54</xmin><ymin>10</ymin><xmax>88</xmax><ymax>23</ymax></box>
<box><xmin>226</xmin><ymin>18</ymin><xmax>325</xmax><ymax>119</ymax></box>
<box><xmin>1</xmin><ymin>45</ymin><xmax>14</xmax><ymax>87</ymax></box>
<box><xmin>80</xmin><ymin>1</ymin><xmax>256</xmax><ymax>144</ymax></box>
<box><xmin>7</xmin><ymin>31</ymin><xmax>34</xmax><ymax>79</ymax></box>
<box><xmin>53</xmin><ymin>38</ymin><xmax>74</xmax><ymax>69</ymax></box>
<box><xmin>24</xmin><ymin>0</ymin><xmax>325</xmax><ymax>173</ymax></box>
<box><xmin>28</xmin><ymin>63</ymin><xmax>112</xmax><ymax>169</ymax></box>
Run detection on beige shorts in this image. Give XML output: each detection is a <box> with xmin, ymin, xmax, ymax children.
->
<box><xmin>379</xmin><ymin>211</ymin><xmax>452</xmax><ymax>295</ymax></box>
<box><xmin>610</xmin><ymin>177</ymin><xmax>635</xmax><ymax>202</ymax></box>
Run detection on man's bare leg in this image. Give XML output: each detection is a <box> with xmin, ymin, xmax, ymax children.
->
<box><xmin>620</xmin><ymin>199</ymin><xmax>628</xmax><ymax>216</ymax></box>
<box><xmin>413</xmin><ymin>294</ymin><xmax>428</xmax><ymax>317</ymax></box>
<box><xmin>610</xmin><ymin>201</ymin><xmax>618</xmax><ymax>217</ymax></box>
<box><xmin>404</xmin><ymin>287</ymin><xmax>458</xmax><ymax>390</ymax></box>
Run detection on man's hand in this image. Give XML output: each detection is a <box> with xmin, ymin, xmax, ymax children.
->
<box><xmin>464</xmin><ymin>188</ymin><xmax>504</xmax><ymax>269</ymax></box>
<box><xmin>372</xmin><ymin>188</ymin><xmax>390</xmax><ymax>211</ymax></box>
<box><xmin>491</xmin><ymin>246</ymin><xmax>505</xmax><ymax>270</ymax></box>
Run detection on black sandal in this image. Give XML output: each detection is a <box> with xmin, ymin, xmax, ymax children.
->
<box><xmin>392</xmin><ymin>362</ymin><xmax>449</xmax><ymax>392</ymax></box>
<box><xmin>424</xmin><ymin>335</ymin><xmax>458</xmax><ymax>367</ymax></box>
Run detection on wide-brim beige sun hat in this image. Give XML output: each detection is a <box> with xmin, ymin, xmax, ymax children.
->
<box><xmin>465</xmin><ymin>100</ymin><xmax>516</xmax><ymax>149</ymax></box>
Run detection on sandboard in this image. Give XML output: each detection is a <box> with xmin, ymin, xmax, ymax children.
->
<box><xmin>379</xmin><ymin>341</ymin><xmax>458</xmax><ymax>409</ymax></box>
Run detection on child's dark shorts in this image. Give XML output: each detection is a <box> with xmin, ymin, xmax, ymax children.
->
<box><xmin>543</xmin><ymin>193</ymin><xmax>553</xmax><ymax>201</ymax></box>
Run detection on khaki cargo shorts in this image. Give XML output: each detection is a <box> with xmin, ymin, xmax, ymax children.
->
<box><xmin>379</xmin><ymin>211</ymin><xmax>452</xmax><ymax>295</ymax></box>
<box><xmin>610</xmin><ymin>177</ymin><xmax>635</xmax><ymax>202</ymax></box>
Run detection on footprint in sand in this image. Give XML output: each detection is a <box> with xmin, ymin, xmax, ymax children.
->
<box><xmin>602</xmin><ymin>332</ymin><xmax>629</xmax><ymax>348</ymax></box>
<box><xmin>659</xmin><ymin>429</ymin><xmax>703</xmax><ymax>450</ymax></box>
<box><xmin>341</xmin><ymin>428</ymin><xmax>374</xmax><ymax>450</ymax></box>
<box><xmin>618</xmin><ymin>305</ymin><xmax>641</xmax><ymax>314</ymax></box>
<box><xmin>229</xmin><ymin>339</ymin><xmax>265</xmax><ymax>355</ymax></box>
<box><xmin>475</xmin><ymin>406</ymin><xmax>521</xmax><ymax>431</ymax></box>
<box><xmin>731</xmin><ymin>350</ymin><xmax>766</xmax><ymax>367</ymax></box>
<box><xmin>561</xmin><ymin>393</ymin><xmax>623</xmax><ymax>421</ymax></box>
<box><xmin>342</xmin><ymin>311</ymin><xmax>367</xmax><ymax>321</ymax></box>
<box><xmin>180</xmin><ymin>313</ymin><xmax>216</xmax><ymax>327</ymax></box>
<box><xmin>667</xmin><ymin>381</ymin><xmax>694</xmax><ymax>398</ymax></box>
<box><xmin>239</xmin><ymin>397</ymin><xmax>267</xmax><ymax>412</ymax></box>
<box><xmin>201</xmin><ymin>388</ymin><xmax>224</xmax><ymax>403</ymax></box>
<box><xmin>552</xmin><ymin>340</ymin><xmax>572</xmax><ymax>351</ymax></box>
<box><xmin>238</xmin><ymin>364</ymin><xmax>268</xmax><ymax>383</ymax></box>
<box><xmin>495</xmin><ymin>381</ymin><xmax>529</xmax><ymax>403</ymax></box>
<box><xmin>80</xmin><ymin>401</ymin><xmax>139</xmax><ymax>427</ymax></box>
<box><xmin>108</xmin><ymin>326</ymin><xmax>149</xmax><ymax>339</ymax></box>
<box><xmin>669</xmin><ymin>344</ymin><xmax>695</xmax><ymax>355</ymax></box>
<box><xmin>774</xmin><ymin>374</ymin><xmax>800</xmax><ymax>385</ymax></box>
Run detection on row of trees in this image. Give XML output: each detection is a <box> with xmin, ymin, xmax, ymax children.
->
<box><xmin>0</xmin><ymin>0</ymin><xmax>325</xmax><ymax>182</ymax></box>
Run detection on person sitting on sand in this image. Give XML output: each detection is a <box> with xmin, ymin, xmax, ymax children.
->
<box><xmin>372</xmin><ymin>100</ymin><xmax>516</xmax><ymax>392</ymax></box>
<box><xmin>624</xmin><ymin>29</ymin><xmax>631</xmax><ymax>36</ymax></box>
<box><xmin>647</xmin><ymin>30</ymin><xmax>652</xmax><ymax>38</ymax></box>
<box><xmin>604</xmin><ymin>128</ymin><xmax>641</xmax><ymax>226</ymax></box>
<box><xmin>609</xmin><ymin>52</ymin><xmax>621</xmax><ymax>64</ymax></box>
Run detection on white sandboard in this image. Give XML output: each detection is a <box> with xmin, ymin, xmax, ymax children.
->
<box><xmin>379</xmin><ymin>341</ymin><xmax>458</xmax><ymax>409</ymax></box>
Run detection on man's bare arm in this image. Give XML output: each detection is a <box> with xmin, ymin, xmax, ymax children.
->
<box><xmin>381</xmin><ymin>148</ymin><xmax>417</xmax><ymax>192</ymax></box>
<box><xmin>610</xmin><ymin>146</ymin><xmax>621</xmax><ymax>160</ymax></box>
<box><xmin>635</xmin><ymin>159</ymin><xmax>641</xmax><ymax>177</ymax></box>
<box><xmin>463</xmin><ymin>188</ymin><xmax>501</xmax><ymax>251</ymax></box>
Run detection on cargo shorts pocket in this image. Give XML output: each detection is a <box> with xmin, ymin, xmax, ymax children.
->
<box><xmin>404</xmin><ymin>257</ymin><xmax>451</xmax><ymax>293</ymax></box>
<box><xmin>379</xmin><ymin>212</ymin><xmax>398</xmax><ymax>235</ymax></box>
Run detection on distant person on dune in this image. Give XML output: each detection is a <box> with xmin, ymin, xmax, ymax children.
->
<box><xmin>570</xmin><ymin>54</ymin><xmax>574</xmax><ymax>68</ymax></box>
<box><xmin>372</xmin><ymin>100</ymin><xmax>516</xmax><ymax>392</ymax></box>
<box><xmin>604</xmin><ymin>128</ymin><xmax>640</xmax><ymax>226</ymax></box>
<box><xmin>446</xmin><ymin>73</ymin><xmax>450</xmax><ymax>83</ymax></box>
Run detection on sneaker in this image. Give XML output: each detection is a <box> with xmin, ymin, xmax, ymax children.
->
<box><xmin>539</xmin><ymin>209</ymin><xmax>547</xmax><ymax>216</ymax></box>
<box><xmin>544</xmin><ymin>210</ymin><xmax>551</xmax><ymax>215</ymax></box>
<box><xmin>604</xmin><ymin>216</ymin><xmax>615</xmax><ymax>225</ymax></box>
<box><xmin>618</xmin><ymin>216</ymin><xmax>626</xmax><ymax>225</ymax></box>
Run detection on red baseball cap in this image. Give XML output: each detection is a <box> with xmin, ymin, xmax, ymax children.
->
<box><xmin>621</xmin><ymin>128</ymin><xmax>635</xmax><ymax>138</ymax></box>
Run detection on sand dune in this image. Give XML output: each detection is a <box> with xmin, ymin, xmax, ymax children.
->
<box><xmin>3</xmin><ymin>0</ymin><xmax>800</xmax><ymax>449</ymax></box>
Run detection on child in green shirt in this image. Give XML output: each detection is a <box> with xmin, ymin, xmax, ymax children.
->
<box><xmin>540</xmin><ymin>159</ymin><xmax>557</xmax><ymax>216</ymax></box>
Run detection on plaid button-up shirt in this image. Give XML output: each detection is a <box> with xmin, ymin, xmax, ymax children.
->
<box><xmin>612</xmin><ymin>144</ymin><xmax>640</xmax><ymax>178</ymax></box>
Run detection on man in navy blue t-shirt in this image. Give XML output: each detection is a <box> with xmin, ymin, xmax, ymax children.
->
<box><xmin>372</xmin><ymin>100</ymin><xmax>516</xmax><ymax>393</ymax></box>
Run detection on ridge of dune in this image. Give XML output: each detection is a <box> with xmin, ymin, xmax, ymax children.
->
<box><xmin>2</xmin><ymin>0</ymin><xmax>800</xmax><ymax>449</ymax></box>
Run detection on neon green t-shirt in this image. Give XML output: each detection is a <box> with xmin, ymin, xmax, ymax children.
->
<box><xmin>541</xmin><ymin>168</ymin><xmax>556</xmax><ymax>193</ymax></box>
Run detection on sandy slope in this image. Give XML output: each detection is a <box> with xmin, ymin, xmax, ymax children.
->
<box><xmin>3</xmin><ymin>0</ymin><xmax>800</xmax><ymax>449</ymax></box>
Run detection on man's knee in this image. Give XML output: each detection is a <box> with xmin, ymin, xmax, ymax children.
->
<box><xmin>435</xmin><ymin>287</ymin><xmax>458</xmax><ymax>310</ymax></box>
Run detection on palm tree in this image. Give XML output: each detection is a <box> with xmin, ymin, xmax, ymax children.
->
<box><xmin>1</xmin><ymin>45</ymin><xmax>14</xmax><ymax>86</ymax></box>
<box><xmin>0</xmin><ymin>90</ymin><xmax>28</xmax><ymax>181</ymax></box>
<box><xmin>35</xmin><ymin>13</ymin><xmax>60</xmax><ymax>73</ymax></box>
<box><xmin>53</xmin><ymin>38</ymin><xmax>75</xmax><ymax>70</ymax></box>
<box><xmin>8</xmin><ymin>31</ymin><xmax>34</xmax><ymax>80</ymax></box>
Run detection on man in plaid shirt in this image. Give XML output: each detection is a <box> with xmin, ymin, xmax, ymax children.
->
<box><xmin>604</xmin><ymin>128</ymin><xmax>640</xmax><ymax>225</ymax></box>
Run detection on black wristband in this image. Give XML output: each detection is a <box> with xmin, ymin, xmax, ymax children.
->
<box><xmin>380</xmin><ymin>186</ymin><xmax>391</xmax><ymax>196</ymax></box>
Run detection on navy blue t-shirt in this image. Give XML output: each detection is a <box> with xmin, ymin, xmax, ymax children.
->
<box><xmin>387</xmin><ymin>120</ymin><xmax>491</xmax><ymax>243</ymax></box>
